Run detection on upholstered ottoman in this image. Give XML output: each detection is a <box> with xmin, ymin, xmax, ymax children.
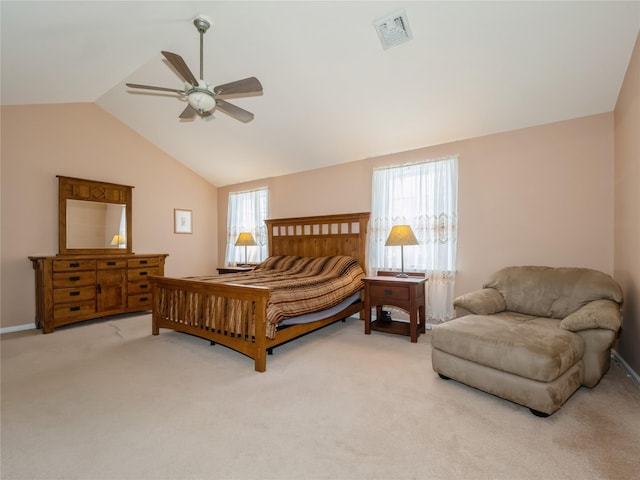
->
<box><xmin>431</xmin><ymin>314</ymin><xmax>584</xmax><ymax>416</ymax></box>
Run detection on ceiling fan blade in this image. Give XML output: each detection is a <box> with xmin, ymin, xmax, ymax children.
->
<box><xmin>126</xmin><ymin>83</ymin><xmax>185</xmax><ymax>95</ymax></box>
<box><xmin>179</xmin><ymin>105</ymin><xmax>197</xmax><ymax>119</ymax></box>
<box><xmin>215</xmin><ymin>99</ymin><xmax>255</xmax><ymax>123</ymax></box>
<box><xmin>214</xmin><ymin>77</ymin><xmax>263</xmax><ymax>96</ymax></box>
<box><xmin>161</xmin><ymin>51</ymin><xmax>198</xmax><ymax>86</ymax></box>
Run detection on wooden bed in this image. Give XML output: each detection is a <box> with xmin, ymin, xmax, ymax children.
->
<box><xmin>150</xmin><ymin>212</ymin><xmax>370</xmax><ymax>371</ymax></box>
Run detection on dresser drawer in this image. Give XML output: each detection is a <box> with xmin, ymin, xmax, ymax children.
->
<box><xmin>53</xmin><ymin>286</ymin><xmax>95</xmax><ymax>303</ymax></box>
<box><xmin>53</xmin><ymin>259</ymin><xmax>96</xmax><ymax>272</ymax></box>
<box><xmin>127</xmin><ymin>257</ymin><xmax>159</xmax><ymax>268</ymax></box>
<box><xmin>97</xmin><ymin>259</ymin><xmax>127</xmax><ymax>269</ymax></box>
<box><xmin>128</xmin><ymin>281</ymin><xmax>152</xmax><ymax>295</ymax></box>
<box><xmin>370</xmin><ymin>284</ymin><xmax>409</xmax><ymax>301</ymax></box>
<box><xmin>53</xmin><ymin>300</ymin><xmax>96</xmax><ymax>320</ymax></box>
<box><xmin>127</xmin><ymin>267</ymin><xmax>160</xmax><ymax>282</ymax></box>
<box><xmin>128</xmin><ymin>293</ymin><xmax>152</xmax><ymax>308</ymax></box>
<box><xmin>53</xmin><ymin>271</ymin><xmax>96</xmax><ymax>288</ymax></box>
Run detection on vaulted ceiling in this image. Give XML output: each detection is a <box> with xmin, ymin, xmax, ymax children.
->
<box><xmin>2</xmin><ymin>1</ymin><xmax>639</xmax><ymax>187</ymax></box>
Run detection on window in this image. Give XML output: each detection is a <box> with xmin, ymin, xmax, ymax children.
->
<box><xmin>225</xmin><ymin>188</ymin><xmax>269</xmax><ymax>266</ymax></box>
<box><xmin>369</xmin><ymin>156</ymin><xmax>458</xmax><ymax>321</ymax></box>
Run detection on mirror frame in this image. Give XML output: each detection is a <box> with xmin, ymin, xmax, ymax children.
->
<box><xmin>58</xmin><ymin>176</ymin><xmax>133</xmax><ymax>255</ymax></box>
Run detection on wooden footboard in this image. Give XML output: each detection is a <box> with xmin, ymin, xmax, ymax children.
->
<box><xmin>150</xmin><ymin>275</ymin><xmax>363</xmax><ymax>371</ymax></box>
<box><xmin>150</xmin><ymin>275</ymin><xmax>271</xmax><ymax>371</ymax></box>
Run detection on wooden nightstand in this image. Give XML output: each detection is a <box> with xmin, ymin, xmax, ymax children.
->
<box><xmin>363</xmin><ymin>273</ymin><xmax>427</xmax><ymax>342</ymax></box>
<box><xmin>216</xmin><ymin>266</ymin><xmax>254</xmax><ymax>275</ymax></box>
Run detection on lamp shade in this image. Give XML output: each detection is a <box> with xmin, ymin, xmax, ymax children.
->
<box><xmin>235</xmin><ymin>232</ymin><xmax>257</xmax><ymax>247</ymax></box>
<box><xmin>385</xmin><ymin>225</ymin><xmax>418</xmax><ymax>246</ymax></box>
<box><xmin>110</xmin><ymin>234</ymin><xmax>125</xmax><ymax>246</ymax></box>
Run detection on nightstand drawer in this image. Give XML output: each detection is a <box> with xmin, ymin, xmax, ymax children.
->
<box><xmin>370</xmin><ymin>284</ymin><xmax>409</xmax><ymax>301</ymax></box>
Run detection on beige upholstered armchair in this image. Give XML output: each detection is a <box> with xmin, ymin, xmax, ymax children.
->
<box><xmin>431</xmin><ymin>266</ymin><xmax>623</xmax><ymax>416</ymax></box>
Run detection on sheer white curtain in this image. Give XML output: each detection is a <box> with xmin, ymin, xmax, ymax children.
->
<box><xmin>225</xmin><ymin>188</ymin><xmax>269</xmax><ymax>266</ymax></box>
<box><xmin>369</xmin><ymin>156</ymin><xmax>458</xmax><ymax>322</ymax></box>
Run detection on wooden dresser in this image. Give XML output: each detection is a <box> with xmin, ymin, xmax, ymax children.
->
<box><xmin>29</xmin><ymin>254</ymin><xmax>168</xmax><ymax>333</ymax></box>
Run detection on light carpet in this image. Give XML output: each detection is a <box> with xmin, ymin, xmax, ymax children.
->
<box><xmin>1</xmin><ymin>314</ymin><xmax>639</xmax><ymax>480</ymax></box>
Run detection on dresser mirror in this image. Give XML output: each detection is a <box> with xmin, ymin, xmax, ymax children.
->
<box><xmin>58</xmin><ymin>176</ymin><xmax>133</xmax><ymax>255</ymax></box>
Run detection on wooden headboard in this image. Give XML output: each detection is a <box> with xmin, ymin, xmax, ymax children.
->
<box><xmin>265</xmin><ymin>212</ymin><xmax>370</xmax><ymax>271</ymax></box>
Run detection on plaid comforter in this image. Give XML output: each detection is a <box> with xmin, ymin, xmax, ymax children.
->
<box><xmin>187</xmin><ymin>255</ymin><xmax>364</xmax><ymax>338</ymax></box>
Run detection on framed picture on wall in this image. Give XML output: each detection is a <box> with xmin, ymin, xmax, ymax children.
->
<box><xmin>174</xmin><ymin>209</ymin><xmax>192</xmax><ymax>234</ymax></box>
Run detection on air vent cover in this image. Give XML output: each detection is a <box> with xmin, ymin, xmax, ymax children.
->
<box><xmin>373</xmin><ymin>9</ymin><xmax>413</xmax><ymax>50</ymax></box>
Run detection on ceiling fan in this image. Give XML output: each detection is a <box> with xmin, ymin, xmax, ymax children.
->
<box><xmin>126</xmin><ymin>16</ymin><xmax>263</xmax><ymax>122</ymax></box>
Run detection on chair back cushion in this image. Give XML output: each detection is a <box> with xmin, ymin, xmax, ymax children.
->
<box><xmin>483</xmin><ymin>266</ymin><xmax>623</xmax><ymax>319</ymax></box>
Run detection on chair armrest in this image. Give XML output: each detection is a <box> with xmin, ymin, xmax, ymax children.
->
<box><xmin>560</xmin><ymin>299</ymin><xmax>622</xmax><ymax>332</ymax></box>
<box><xmin>453</xmin><ymin>288</ymin><xmax>506</xmax><ymax>316</ymax></box>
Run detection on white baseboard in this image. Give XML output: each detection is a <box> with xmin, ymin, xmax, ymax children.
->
<box><xmin>0</xmin><ymin>323</ymin><xmax>36</xmax><ymax>335</ymax></box>
<box><xmin>612</xmin><ymin>350</ymin><xmax>640</xmax><ymax>388</ymax></box>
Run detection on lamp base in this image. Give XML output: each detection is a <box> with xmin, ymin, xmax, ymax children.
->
<box><xmin>396</xmin><ymin>273</ymin><xmax>409</xmax><ymax>278</ymax></box>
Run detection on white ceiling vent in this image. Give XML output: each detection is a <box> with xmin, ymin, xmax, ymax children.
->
<box><xmin>373</xmin><ymin>9</ymin><xmax>413</xmax><ymax>50</ymax></box>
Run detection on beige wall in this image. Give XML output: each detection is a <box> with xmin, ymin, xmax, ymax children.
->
<box><xmin>0</xmin><ymin>103</ymin><xmax>218</xmax><ymax>329</ymax></box>
<box><xmin>218</xmin><ymin>113</ymin><xmax>615</xmax><ymax>298</ymax></box>
<box><xmin>614</xmin><ymin>32</ymin><xmax>640</xmax><ymax>375</ymax></box>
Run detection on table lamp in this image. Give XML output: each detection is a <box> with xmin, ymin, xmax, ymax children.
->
<box><xmin>110</xmin><ymin>234</ymin><xmax>125</xmax><ymax>248</ymax></box>
<box><xmin>385</xmin><ymin>225</ymin><xmax>419</xmax><ymax>277</ymax></box>
<box><xmin>235</xmin><ymin>232</ymin><xmax>257</xmax><ymax>266</ymax></box>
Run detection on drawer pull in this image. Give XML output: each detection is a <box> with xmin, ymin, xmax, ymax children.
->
<box><xmin>139</xmin><ymin>284</ymin><xmax>148</xmax><ymax>289</ymax></box>
<box><xmin>139</xmin><ymin>297</ymin><xmax>149</xmax><ymax>302</ymax></box>
<box><xmin>69</xmin><ymin>276</ymin><xmax>81</xmax><ymax>282</ymax></box>
<box><xmin>69</xmin><ymin>262</ymin><xmax>80</xmax><ymax>268</ymax></box>
<box><xmin>69</xmin><ymin>306</ymin><xmax>80</xmax><ymax>312</ymax></box>
<box><xmin>140</xmin><ymin>260</ymin><xmax>148</xmax><ymax>265</ymax></box>
<box><xmin>107</xmin><ymin>261</ymin><xmax>116</xmax><ymax>266</ymax></box>
<box><xmin>383</xmin><ymin>289</ymin><xmax>393</xmax><ymax>295</ymax></box>
<box><xmin>139</xmin><ymin>271</ymin><xmax>148</xmax><ymax>276</ymax></box>
<box><xmin>69</xmin><ymin>291</ymin><xmax>80</xmax><ymax>297</ymax></box>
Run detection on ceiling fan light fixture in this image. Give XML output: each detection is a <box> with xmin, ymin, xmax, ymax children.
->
<box><xmin>187</xmin><ymin>89</ymin><xmax>216</xmax><ymax>113</ymax></box>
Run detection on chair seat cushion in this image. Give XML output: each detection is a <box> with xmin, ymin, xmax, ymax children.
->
<box><xmin>431</xmin><ymin>314</ymin><xmax>584</xmax><ymax>382</ymax></box>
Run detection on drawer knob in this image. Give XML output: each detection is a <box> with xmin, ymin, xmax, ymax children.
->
<box><xmin>69</xmin><ymin>276</ymin><xmax>80</xmax><ymax>282</ymax></box>
<box><xmin>139</xmin><ymin>271</ymin><xmax>148</xmax><ymax>276</ymax></box>
<box><xmin>139</xmin><ymin>297</ymin><xmax>148</xmax><ymax>302</ymax></box>
<box><xmin>107</xmin><ymin>261</ymin><xmax>116</xmax><ymax>266</ymax></box>
<box><xmin>70</xmin><ymin>306</ymin><xmax>80</xmax><ymax>312</ymax></box>
<box><xmin>69</xmin><ymin>291</ymin><xmax>80</xmax><ymax>297</ymax></box>
<box><xmin>384</xmin><ymin>289</ymin><xmax>393</xmax><ymax>296</ymax></box>
<box><xmin>69</xmin><ymin>262</ymin><xmax>80</xmax><ymax>268</ymax></box>
<box><xmin>140</xmin><ymin>260</ymin><xmax>148</xmax><ymax>265</ymax></box>
<box><xmin>139</xmin><ymin>284</ymin><xmax>148</xmax><ymax>289</ymax></box>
